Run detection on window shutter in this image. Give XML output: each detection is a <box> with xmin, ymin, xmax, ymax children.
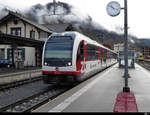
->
<box><xmin>22</xmin><ymin>48</ymin><xmax>25</xmax><ymax>61</ymax></box>
<box><xmin>7</xmin><ymin>48</ymin><xmax>10</xmax><ymax>60</ymax></box>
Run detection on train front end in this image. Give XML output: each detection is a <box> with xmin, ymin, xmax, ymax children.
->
<box><xmin>42</xmin><ymin>33</ymin><xmax>78</xmax><ymax>84</ymax></box>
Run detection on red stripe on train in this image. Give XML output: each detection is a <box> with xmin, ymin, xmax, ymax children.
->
<box><xmin>42</xmin><ymin>71</ymin><xmax>82</xmax><ymax>76</ymax></box>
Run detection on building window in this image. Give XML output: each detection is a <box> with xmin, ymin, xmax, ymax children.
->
<box><xmin>86</xmin><ymin>44</ymin><xmax>98</xmax><ymax>60</ymax></box>
<box><xmin>0</xmin><ymin>49</ymin><xmax>5</xmax><ymax>59</ymax></box>
<box><xmin>7</xmin><ymin>48</ymin><xmax>25</xmax><ymax>61</ymax></box>
<box><xmin>30</xmin><ymin>30</ymin><xmax>35</xmax><ymax>39</ymax></box>
<box><xmin>11</xmin><ymin>28</ymin><xmax>21</xmax><ymax>36</ymax></box>
<box><xmin>14</xmin><ymin>20</ymin><xmax>18</xmax><ymax>25</ymax></box>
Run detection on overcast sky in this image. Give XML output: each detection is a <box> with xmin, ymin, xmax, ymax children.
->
<box><xmin>0</xmin><ymin>0</ymin><xmax>150</xmax><ymax>38</ymax></box>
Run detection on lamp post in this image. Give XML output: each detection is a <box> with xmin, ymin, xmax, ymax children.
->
<box><xmin>123</xmin><ymin>0</ymin><xmax>130</xmax><ymax>92</ymax></box>
<box><xmin>106</xmin><ymin>0</ymin><xmax>130</xmax><ymax>92</ymax></box>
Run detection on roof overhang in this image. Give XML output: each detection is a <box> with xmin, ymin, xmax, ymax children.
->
<box><xmin>0</xmin><ymin>33</ymin><xmax>44</xmax><ymax>47</ymax></box>
<box><xmin>0</xmin><ymin>11</ymin><xmax>53</xmax><ymax>34</ymax></box>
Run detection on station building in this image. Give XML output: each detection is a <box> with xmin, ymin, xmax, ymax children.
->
<box><xmin>0</xmin><ymin>11</ymin><xmax>52</xmax><ymax>67</ymax></box>
<box><xmin>133</xmin><ymin>45</ymin><xmax>150</xmax><ymax>59</ymax></box>
<box><xmin>137</xmin><ymin>39</ymin><xmax>150</xmax><ymax>58</ymax></box>
<box><xmin>129</xmin><ymin>39</ymin><xmax>150</xmax><ymax>58</ymax></box>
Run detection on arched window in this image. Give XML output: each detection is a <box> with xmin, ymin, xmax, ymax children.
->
<box><xmin>30</xmin><ymin>30</ymin><xmax>35</xmax><ymax>39</ymax></box>
<box><xmin>11</xmin><ymin>28</ymin><xmax>21</xmax><ymax>36</ymax></box>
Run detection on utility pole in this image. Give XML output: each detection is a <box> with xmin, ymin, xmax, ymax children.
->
<box><xmin>123</xmin><ymin>0</ymin><xmax>130</xmax><ymax>92</ymax></box>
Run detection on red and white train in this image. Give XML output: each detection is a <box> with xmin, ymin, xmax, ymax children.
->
<box><xmin>42</xmin><ymin>31</ymin><xmax>117</xmax><ymax>84</ymax></box>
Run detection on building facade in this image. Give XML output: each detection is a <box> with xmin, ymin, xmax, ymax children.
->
<box><xmin>114</xmin><ymin>43</ymin><xmax>124</xmax><ymax>53</ymax></box>
<box><xmin>141</xmin><ymin>47</ymin><xmax>150</xmax><ymax>58</ymax></box>
<box><xmin>0</xmin><ymin>11</ymin><xmax>52</xmax><ymax>67</ymax></box>
<box><xmin>130</xmin><ymin>39</ymin><xmax>150</xmax><ymax>58</ymax></box>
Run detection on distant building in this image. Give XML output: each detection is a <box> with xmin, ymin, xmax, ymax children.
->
<box><xmin>132</xmin><ymin>38</ymin><xmax>150</xmax><ymax>58</ymax></box>
<box><xmin>114</xmin><ymin>43</ymin><xmax>124</xmax><ymax>53</ymax></box>
<box><xmin>114</xmin><ymin>42</ymin><xmax>143</xmax><ymax>58</ymax></box>
<box><xmin>0</xmin><ymin>11</ymin><xmax>52</xmax><ymax>67</ymax></box>
<box><xmin>140</xmin><ymin>46</ymin><xmax>150</xmax><ymax>58</ymax></box>
<box><xmin>138</xmin><ymin>39</ymin><xmax>150</xmax><ymax>58</ymax></box>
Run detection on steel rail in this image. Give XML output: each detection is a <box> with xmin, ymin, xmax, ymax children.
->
<box><xmin>0</xmin><ymin>76</ymin><xmax>42</xmax><ymax>92</ymax></box>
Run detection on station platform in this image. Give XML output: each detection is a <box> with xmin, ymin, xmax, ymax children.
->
<box><xmin>0</xmin><ymin>67</ymin><xmax>42</xmax><ymax>85</ymax></box>
<box><xmin>0</xmin><ymin>67</ymin><xmax>41</xmax><ymax>75</ymax></box>
<box><xmin>34</xmin><ymin>63</ymin><xmax>150</xmax><ymax>112</ymax></box>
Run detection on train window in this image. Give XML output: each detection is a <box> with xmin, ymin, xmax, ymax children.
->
<box><xmin>100</xmin><ymin>48</ymin><xmax>107</xmax><ymax>62</ymax></box>
<box><xmin>49</xmin><ymin>36</ymin><xmax>73</xmax><ymax>41</ymax></box>
<box><xmin>44</xmin><ymin>41</ymin><xmax>73</xmax><ymax>59</ymax></box>
<box><xmin>103</xmin><ymin>49</ymin><xmax>107</xmax><ymax>59</ymax></box>
<box><xmin>77</xmin><ymin>42</ymin><xmax>84</xmax><ymax>61</ymax></box>
<box><xmin>86</xmin><ymin>44</ymin><xmax>98</xmax><ymax>60</ymax></box>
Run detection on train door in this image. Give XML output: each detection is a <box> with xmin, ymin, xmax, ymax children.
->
<box><xmin>103</xmin><ymin>49</ymin><xmax>107</xmax><ymax>67</ymax></box>
<box><xmin>99</xmin><ymin>47</ymin><xmax>103</xmax><ymax>68</ymax></box>
<box><xmin>76</xmin><ymin>41</ymin><xmax>85</xmax><ymax>73</ymax></box>
<box><xmin>101</xmin><ymin>48</ymin><xmax>106</xmax><ymax>67</ymax></box>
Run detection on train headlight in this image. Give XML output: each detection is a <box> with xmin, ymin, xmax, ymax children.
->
<box><xmin>68</xmin><ymin>62</ymin><xmax>72</xmax><ymax>66</ymax></box>
<box><xmin>44</xmin><ymin>62</ymin><xmax>48</xmax><ymax>66</ymax></box>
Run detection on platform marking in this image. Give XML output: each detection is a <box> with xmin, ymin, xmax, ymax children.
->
<box><xmin>48</xmin><ymin>66</ymin><xmax>114</xmax><ymax>112</ymax></box>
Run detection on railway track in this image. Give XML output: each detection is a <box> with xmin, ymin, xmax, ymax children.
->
<box><xmin>0</xmin><ymin>85</ymin><xmax>71</xmax><ymax>112</ymax></box>
<box><xmin>136</xmin><ymin>60</ymin><xmax>150</xmax><ymax>71</ymax></box>
<box><xmin>0</xmin><ymin>74</ymin><xmax>75</xmax><ymax>112</ymax></box>
<box><xmin>0</xmin><ymin>76</ymin><xmax>42</xmax><ymax>92</ymax></box>
<box><xmin>0</xmin><ymin>63</ymin><xmax>116</xmax><ymax>112</ymax></box>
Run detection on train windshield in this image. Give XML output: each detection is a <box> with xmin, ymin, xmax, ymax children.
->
<box><xmin>44</xmin><ymin>36</ymin><xmax>74</xmax><ymax>66</ymax></box>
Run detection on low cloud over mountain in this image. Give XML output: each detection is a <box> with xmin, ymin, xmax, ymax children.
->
<box><xmin>1</xmin><ymin>1</ymin><xmax>149</xmax><ymax>47</ymax></box>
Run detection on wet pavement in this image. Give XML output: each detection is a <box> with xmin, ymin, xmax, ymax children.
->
<box><xmin>34</xmin><ymin>63</ymin><xmax>150</xmax><ymax>112</ymax></box>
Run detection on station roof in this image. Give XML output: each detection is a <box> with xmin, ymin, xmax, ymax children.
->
<box><xmin>0</xmin><ymin>11</ymin><xmax>53</xmax><ymax>34</ymax></box>
<box><xmin>0</xmin><ymin>33</ymin><xmax>44</xmax><ymax>47</ymax></box>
